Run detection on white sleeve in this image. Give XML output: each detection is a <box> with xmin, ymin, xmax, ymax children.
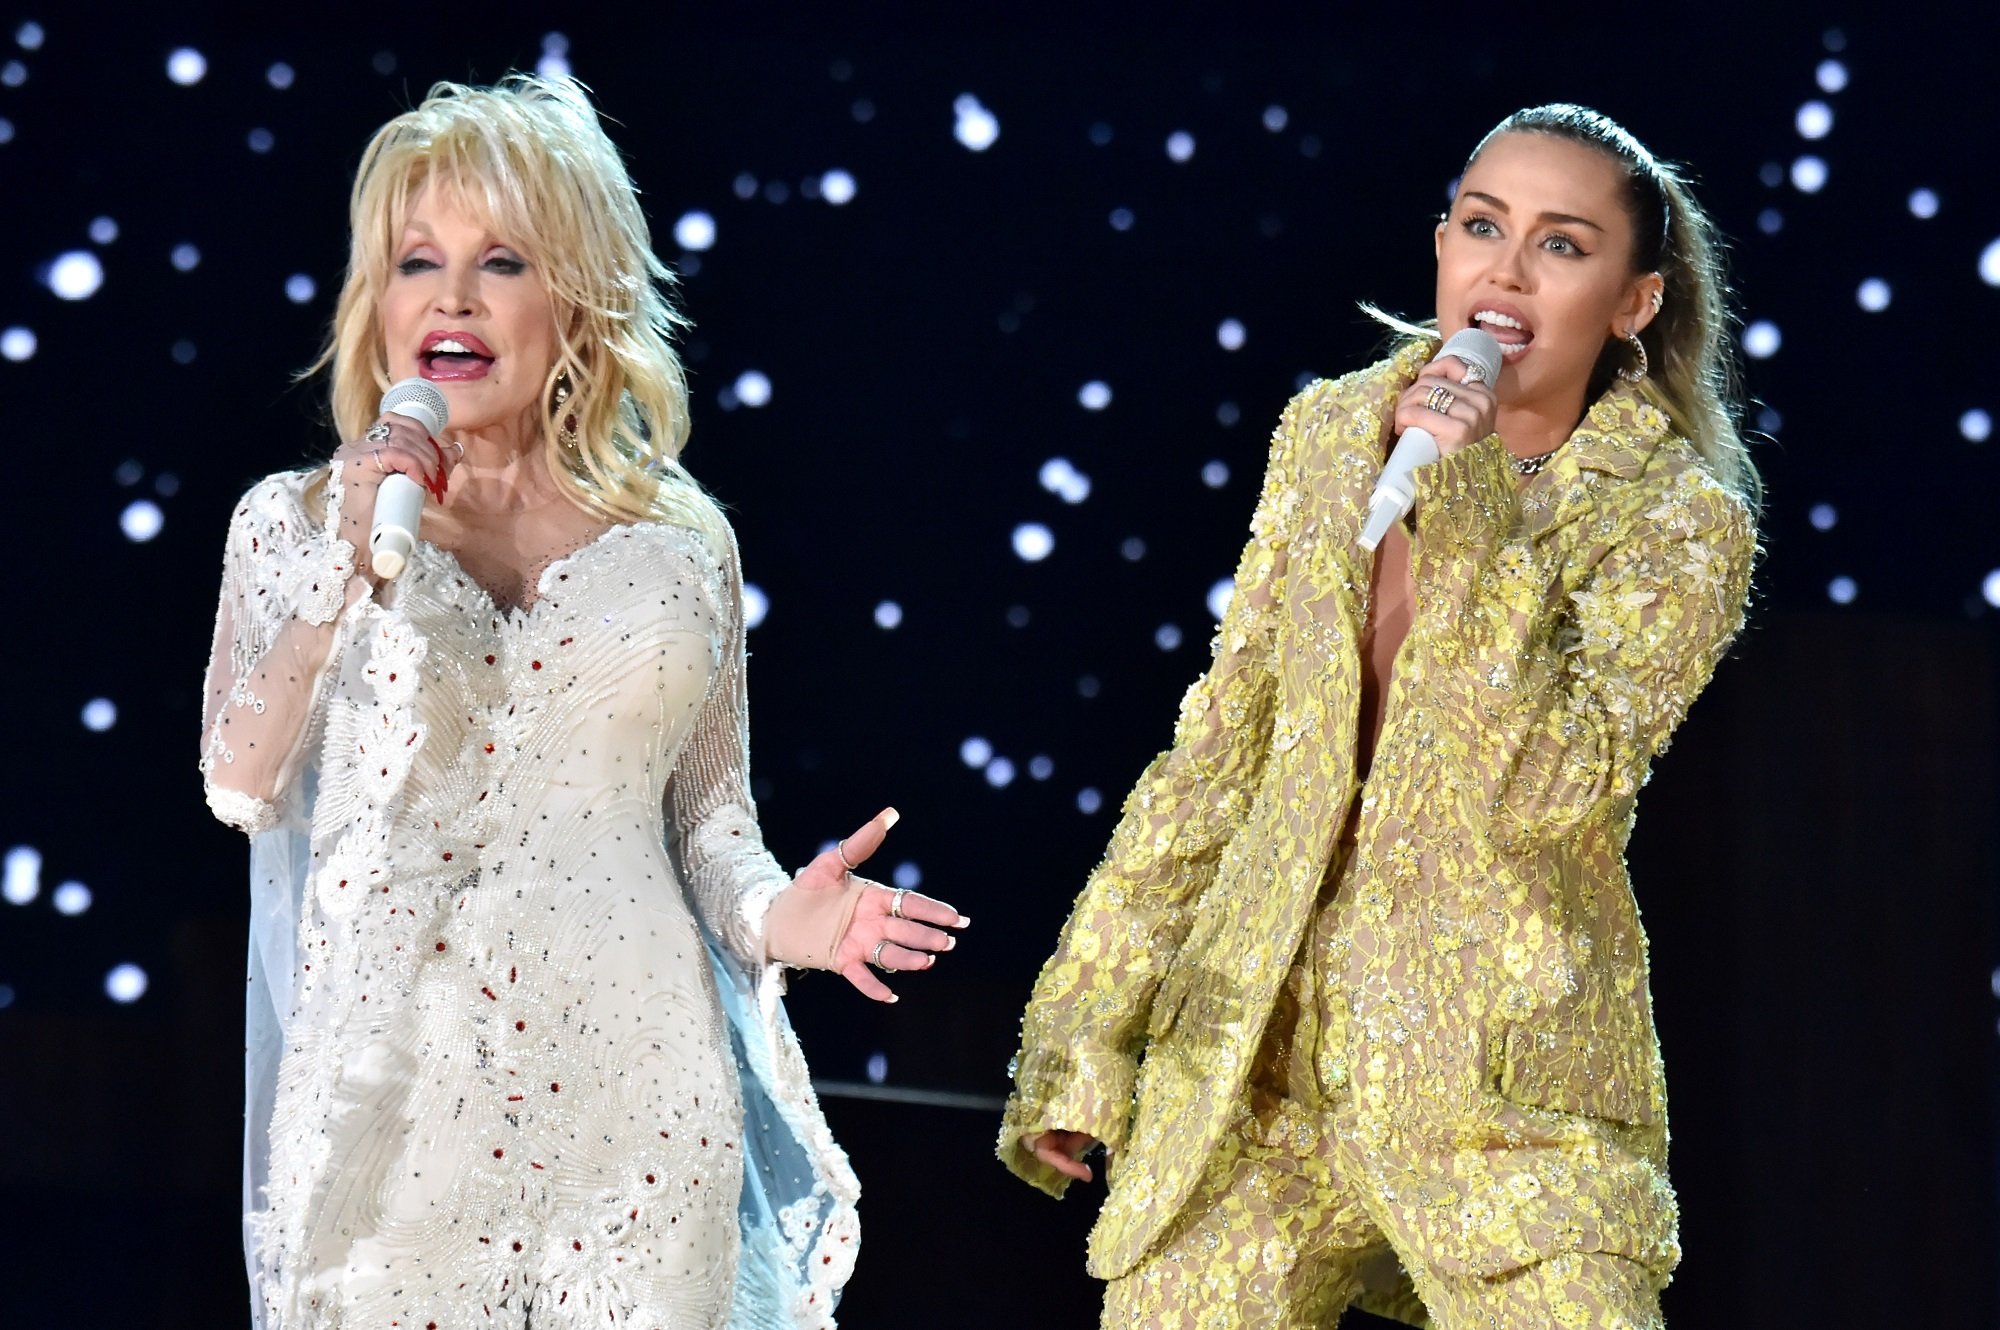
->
<box><xmin>198</xmin><ymin>465</ymin><xmax>368</xmax><ymax>834</ymax></box>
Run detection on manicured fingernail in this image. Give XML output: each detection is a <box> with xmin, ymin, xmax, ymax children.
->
<box><xmin>956</xmin><ymin>915</ymin><xmax>972</xmax><ymax>927</ymax></box>
<box><xmin>945</xmin><ymin>937</ymin><xmax>957</xmax><ymax>950</ymax></box>
<box><xmin>880</xmin><ymin>807</ymin><xmax>900</xmax><ymax>829</ymax></box>
<box><xmin>887</xmin><ymin>993</ymin><xmax>900</xmax><ymax>1003</ymax></box>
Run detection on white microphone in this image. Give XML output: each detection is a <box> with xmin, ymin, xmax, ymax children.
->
<box><xmin>1356</xmin><ymin>328</ymin><xmax>1503</xmax><ymax>552</ymax></box>
<box><xmin>367</xmin><ymin>378</ymin><xmax>450</xmax><ymax>580</ymax></box>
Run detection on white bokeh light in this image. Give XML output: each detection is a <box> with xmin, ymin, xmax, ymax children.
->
<box><xmin>1028</xmin><ymin>755</ymin><xmax>1054</xmax><ymax>781</ymax></box>
<box><xmin>1077</xmin><ymin>380</ymin><xmax>1112</xmax><ymax>411</ymax></box>
<box><xmin>732</xmin><ymin>369</ymin><xmax>771</xmax><ymax>407</ymax></box>
<box><xmin>1155</xmin><ymin>624</ymin><xmax>1183</xmax><ymax>651</ymax></box>
<box><xmin>46</xmin><ymin>250</ymin><xmax>104</xmax><ymax>300</ymax></box>
<box><xmin>1961</xmin><ymin>409</ymin><xmax>1992</xmax><ymax>443</ymax></box>
<box><xmin>873</xmin><ymin>600</ymin><xmax>902</xmax><ymax>629</ymax></box>
<box><xmin>1742</xmin><ymin>320</ymin><xmax>1782</xmax><ymax>359</ymax></box>
<box><xmin>673</xmin><ymin>210</ymin><xmax>715</xmax><ymax>251</ymax></box>
<box><xmin>1201</xmin><ymin>460</ymin><xmax>1229</xmax><ymax>489</ymax></box>
<box><xmin>1827</xmin><ymin>576</ymin><xmax>1858</xmax><ymax>605</ymax></box>
<box><xmin>1908</xmin><ymin>188</ymin><xmax>1939</xmax><ymax>219</ymax></box>
<box><xmin>3</xmin><ymin>846</ymin><xmax>39</xmax><ymax>906</ymax></box>
<box><xmin>16</xmin><ymin>21</ymin><xmax>44</xmax><ymax>49</ymax></box>
<box><xmin>740</xmin><ymin>583</ymin><xmax>768</xmax><ymax>629</ymax></box>
<box><xmin>536</xmin><ymin>31</ymin><xmax>571</xmax><ymax>79</ymax></box>
<box><xmin>0</xmin><ymin>327</ymin><xmax>35</xmax><ymax>362</ymax></box>
<box><xmin>1808</xmin><ymin>503</ymin><xmax>1838</xmax><ymax>531</ymax></box>
<box><xmin>285</xmin><ymin>273</ymin><xmax>316</xmax><ymax>304</ymax></box>
<box><xmin>1109</xmin><ymin>206</ymin><xmax>1135</xmax><ymax>231</ymax></box>
<box><xmin>953</xmin><ymin>93</ymin><xmax>999</xmax><ymax>151</ymax></box>
<box><xmin>1979</xmin><ymin>239</ymin><xmax>2000</xmax><ymax>288</ymax></box>
<box><xmin>121</xmin><ymin>499</ymin><xmax>164</xmax><ymax>542</ymax></box>
<box><xmin>89</xmin><ymin>216</ymin><xmax>118</xmax><ymax>244</ymax></box>
<box><xmin>81</xmin><ymin>698</ymin><xmax>117</xmax><ymax>732</ymax></box>
<box><xmin>1</xmin><ymin>59</ymin><xmax>22</xmax><ymax>88</ymax></box>
<box><xmin>984</xmin><ymin>756</ymin><xmax>1016</xmax><ymax>788</ymax></box>
<box><xmin>865</xmin><ymin>1052</ymin><xmax>888</xmax><ymax>1084</ymax></box>
<box><xmin>1757</xmin><ymin>208</ymin><xmax>1783</xmax><ymax>235</ymax></box>
<box><xmin>1166</xmin><ymin>130</ymin><xmax>1195</xmax><ymax>163</ymax></box>
<box><xmin>1216</xmin><ymin>318</ymin><xmax>1246</xmax><ymax>351</ymax></box>
<box><xmin>1207</xmin><ymin>578</ymin><xmax>1235</xmax><ymax>623</ymax></box>
<box><xmin>248</xmin><ymin>127</ymin><xmax>274</xmax><ymax>153</ymax></box>
<box><xmin>1795</xmin><ymin>101</ymin><xmax>1833</xmax><ymax>140</ymax></box>
<box><xmin>105</xmin><ymin>963</ymin><xmax>148</xmax><ymax>1003</ymax></box>
<box><xmin>1856</xmin><ymin>278</ymin><xmax>1890</xmax><ymax>312</ymax></box>
<box><xmin>267</xmin><ymin>61</ymin><xmax>295</xmax><ymax>90</ymax></box>
<box><xmin>892</xmin><ymin>862</ymin><xmax>922</xmax><ymax>889</ymax></box>
<box><xmin>1790</xmin><ymin>155</ymin><xmax>1828</xmax><ymax>193</ymax></box>
<box><xmin>1077</xmin><ymin>787</ymin><xmax>1103</xmax><ymax>815</ymax></box>
<box><xmin>959</xmin><ymin>737</ymin><xmax>993</xmax><ymax>768</ymax></box>
<box><xmin>1011</xmin><ymin>522</ymin><xmax>1054</xmax><ymax>562</ymax></box>
<box><xmin>1120</xmin><ymin>537</ymin><xmax>1146</xmax><ymax>562</ymax></box>
<box><xmin>166</xmin><ymin>47</ymin><xmax>207</xmax><ymax>86</ymax></box>
<box><xmin>820</xmin><ymin>169</ymin><xmax>856</xmax><ymax>205</ymax></box>
<box><xmin>53</xmin><ymin>881</ymin><xmax>91</xmax><ymax>916</ymax></box>
<box><xmin>1262</xmin><ymin>105</ymin><xmax>1288</xmax><ymax>132</ymax></box>
<box><xmin>1982</xmin><ymin>570</ymin><xmax>2000</xmax><ymax>609</ymax></box>
<box><xmin>1217</xmin><ymin>401</ymin><xmax>1240</xmax><ymax>426</ymax></box>
<box><xmin>1038</xmin><ymin>457</ymin><xmax>1091</xmax><ymax>504</ymax></box>
<box><xmin>0</xmin><ymin>117</ymin><xmax>14</xmax><ymax>145</ymax></box>
<box><xmin>171</xmin><ymin>243</ymin><xmax>200</xmax><ymax>272</ymax></box>
<box><xmin>1816</xmin><ymin>58</ymin><xmax>1848</xmax><ymax>92</ymax></box>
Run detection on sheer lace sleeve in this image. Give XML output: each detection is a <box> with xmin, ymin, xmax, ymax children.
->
<box><xmin>666</xmin><ymin>521</ymin><xmax>793</xmax><ymax>975</ymax></box>
<box><xmin>998</xmin><ymin>391</ymin><xmax>1303</xmax><ymax>1194</ymax></box>
<box><xmin>199</xmin><ymin>466</ymin><xmax>368</xmax><ymax>834</ymax></box>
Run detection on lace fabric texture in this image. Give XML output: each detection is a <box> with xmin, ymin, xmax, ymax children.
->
<box><xmin>1001</xmin><ymin>343</ymin><xmax>1756</xmax><ymax>1289</ymax></box>
<box><xmin>202</xmin><ymin>465</ymin><xmax>858</xmax><ymax>1329</ymax></box>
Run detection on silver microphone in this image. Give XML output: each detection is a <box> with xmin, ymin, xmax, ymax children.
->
<box><xmin>1356</xmin><ymin>328</ymin><xmax>1503</xmax><ymax>552</ymax></box>
<box><xmin>367</xmin><ymin>378</ymin><xmax>450</xmax><ymax>580</ymax></box>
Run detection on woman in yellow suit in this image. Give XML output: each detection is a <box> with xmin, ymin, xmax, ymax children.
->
<box><xmin>1001</xmin><ymin>104</ymin><xmax>1759</xmax><ymax>1329</ymax></box>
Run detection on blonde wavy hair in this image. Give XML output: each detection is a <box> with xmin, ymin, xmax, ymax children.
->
<box><xmin>1370</xmin><ymin>103</ymin><xmax>1761</xmax><ymax>512</ymax></box>
<box><xmin>305</xmin><ymin>74</ymin><xmax>720</xmax><ymax>538</ymax></box>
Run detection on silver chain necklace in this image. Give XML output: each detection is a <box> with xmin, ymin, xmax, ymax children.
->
<box><xmin>1512</xmin><ymin>446</ymin><xmax>1563</xmax><ymax>476</ymax></box>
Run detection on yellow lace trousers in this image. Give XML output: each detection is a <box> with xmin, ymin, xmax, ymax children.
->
<box><xmin>1099</xmin><ymin>851</ymin><xmax>1667</xmax><ymax>1330</ymax></box>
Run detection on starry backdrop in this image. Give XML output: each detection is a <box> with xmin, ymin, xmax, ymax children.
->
<box><xmin>0</xmin><ymin>6</ymin><xmax>1994</xmax><ymax>1327</ymax></box>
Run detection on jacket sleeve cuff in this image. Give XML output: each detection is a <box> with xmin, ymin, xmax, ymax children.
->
<box><xmin>1413</xmin><ymin>434</ymin><xmax>1517</xmax><ymax>550</ymax></box>
<box><xmin>997</xmin><ymin>1042</ymin><xmax>1137</xmax><ymax>1197</ymax></box>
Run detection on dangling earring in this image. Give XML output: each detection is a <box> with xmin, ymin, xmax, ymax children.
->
<box><xmin>1617</xmin><ymin>330</ymin><xmax>1650</xmax><ymax>383</ymax></box>
<box><xmin>552</xmin><ymin>372</ymin><xmax>579</xmax><ymax>449</ymax></box>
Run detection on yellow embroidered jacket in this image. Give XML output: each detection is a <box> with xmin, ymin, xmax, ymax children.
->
<box><xmin>999</xmin><ymin>342</ymin><xmax>1756</xmax><ymax>1282</ymax></box>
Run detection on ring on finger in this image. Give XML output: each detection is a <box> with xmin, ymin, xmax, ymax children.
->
<box><xmin>1425</xmin><ymin>385</ymin><xmax>1457</xmax><ymax>415</ymax></box>
<box><xmin>836</xmin><ymin>839</ymin><xmax>858</xmax><ymax>874</ymax></box>
<box><xmin>889</xmin><ymin>886</ymin><xmax>909</xmax><ymax>919</ymax></box>
<box><xmin>870</xmin><ymin>938</ymin><xmax>896</xmax><ymax>972</ymax></box>
<box><xmin>371</xmin><ymin>448</ymin><xmax>388</xmax><ymax>474</ymax></box>
<box><xmin>1460</xmin><ymin>361</ymin><xmax>1487</xmax><ymax>387</ymax></box>
<box><xmin>365</xmin><ymin>422</ymin><xmax>393</xmax><ymax>443</ymax></box>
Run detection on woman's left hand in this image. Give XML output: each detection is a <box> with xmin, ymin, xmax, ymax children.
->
<box><xmin>1391</xmin><ymin>348</ymin><xmax>1500</xmax><ymax>457</ymax></box>
<box><xmin>793</xmin><ymin>809</ymin><xmax>970</xmax><ymax>1003</ymax></box>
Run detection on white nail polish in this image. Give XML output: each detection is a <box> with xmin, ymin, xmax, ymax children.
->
<box><xmin>881</xmin><ymin>807</ymin><xmax>901</xmax><ymax>830</ymax></box>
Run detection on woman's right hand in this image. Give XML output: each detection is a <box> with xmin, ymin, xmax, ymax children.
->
<box><xmin>1023</xmin><ymin>1129</ymin><xmax>1103</xmax><ymax>1183</ymax></box>
<box><xmin>330</xmin><ymin>413</ymin><xmax>455</xmax><ymax>577</ymax></box>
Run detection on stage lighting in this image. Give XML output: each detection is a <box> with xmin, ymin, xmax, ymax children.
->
<box><xmin>1154</xmin><ymin>624</ymin><xmax>1183</xmax><ymax>651</ymax></box>
<box><xmin>1166</xmin><ymin>131</ymin><xmax>1195</xmax><ymax>163</ymax></box>
<box><xmin>120</xmin><ymin>499</ymin><xmax>164</xmax><ymax>542</ymax></box>
<box><xmin>959</xmin><ymin>737</ymin><xmax>993</xmax><ymax>768</ymax></box>
<box><xmin>1011</xmin><ymin>523</ymin><xmax>1054</xmax><ymax>562</ymax></box>
<box><xmin>1207</xmin><ymin>579</ymin><xmax>1234</xmax><ymax>623</ymax></box>
<box><xmin>1201</xmin><ymin>461</ymin><xmax>1229</xmax><ymax>489</ymax></box>
<box><xmin>1077</xmin><ymin>381</ymin><xmax>1111</xmax><ymax>411</ymax></box>
<box><xmin>1076</xmin><ymin>788</ymin><xmax>1103</xmax><ymax>815</ymax></box>
<box><xmin>1217</xmin><ymin>318</ymin><xmax>1246</xmax><ymax>351</ymax></box>
<box><xmin>1809</xmin><ymin>504</ymin><xmax>1838</xmax><ymax>532</ymax></box>
<box><xmin>105</xmin><ymin>964</ymin><xmax>148</xmax><ymax>1003</ymax></box>
<box><xmin>1743</xmin><ymin>321</ymin><xmax>1782</xmax><ymax>359</ymax></box>
<box><xmin>1827</xmin><ymin>577</ymin><xmax>1858</xmax><ymax>605</ymax></box>
<box><xmin>166</xmin><ymin>48</ymin><xmax>206</xmax><ymax>86</ymax></box>
<box><xmin>46</xmin><ymin>251</ymin><xmax>103</xmax><ymax>301</ymax></box>
<box><xmin>741</xmin><ymin>583</ymin><xmax>767</xmax><ymax>629</ymax></box>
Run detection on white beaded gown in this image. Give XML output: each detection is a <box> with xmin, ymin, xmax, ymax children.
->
<box><xmin>200</xmin><ymin>463</ymin><xmax>859</xmax><ymax>1330</ymax></box>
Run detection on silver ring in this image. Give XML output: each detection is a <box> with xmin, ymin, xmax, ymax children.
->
<box><xmin>1459</xmin><ymin>361</ymin><xmax>1487</xmax><ymax>387</ymax></box>
<box><xmin>447</xmin><ymin>439</ymin><xmax>465</xmax><ymax>459</ymax></box>
<box><xmin>836</xmin><ymin>839</ymin><xmax>858</xmax><ymax>873</ymax></box>
<box><xmin>370</xmin><ymin>448</ymin><xmax>387</xmax><ymax>474</ymax></box>
<box><xmin>889</xmin><ymin>887</ymin><xmax>909</xmax><ymax>920</ymax></box>
<box><xmin>870</xmin><ymin>939</ymin><xmax>895</xmax><ymax>972</ymax></box>
<box><xmin>364</xmin><ymin>422</ymin><xmax>393</xmax><ymax>443</ymax></box>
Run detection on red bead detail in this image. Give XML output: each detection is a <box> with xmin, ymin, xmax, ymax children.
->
<box><xmin>510</xmin><ymin>966</ymin><xmax>518</xmax><ymax>982</ymax></box>
<box><xmin>485</xmin><ymin>655</ymin><xmax>496</xmax><ymax>665</ymax></box>
<box><xmin>644</xmin><ymin>1173</ymin><xmax>656</xmax><ymax>1184</ymax></box>
<box><xmin>572</xmin><ymin>1239</ymin><xmax>583</xmax><ymax>1251</ymax></box>
<box><xmin>507</xmin><ymin>1094</ymin><xmax>523</xmax><ymax>1102</ymax></box>
<box><xmin>484</xmin><ymin>743</ymin><xmax>496</xmax><ymax>754</ymax></box>
<box><xmin>559</xmin><ymin>637</ymin><xmax>574</xmax><ymax>646</ymax></box>
<box><xmin>530</xmin><ymin>660</ymin><xmax>542</xmax><ymax>671</ymax></box>
<box><xmin>550</xmin><ymin>1082</ymin><xmax>560</xmax><ymax>1092</ymax></box>
<box><xmin>388</xmin><ymin>673</ymin><xmax>397</xmax><ymax>682</ymax></box>
<box><xmin>442</xmin><ymin>851</ymin><xmax>454</xmax><ymax>862</ymax></box>
<box><xmin>482</xmin><ymin>986</ymin><xmax>498</xmax><ymax>1000</ymax></box>
<box><xmin>515</xmin><ymin>1020</ymin><xmax>526</xmax><ymax>1031</ymax></box>
<box><xmin>493</xmin><ymin>1148</ymin><xmax>504</xmax><ymax>1158</ymax></box>
<box><xmin>435</xmin><ymin>941</ymin><xmax>447</xmax><ymax>952</ymax></box>
<box><xmin>512</xmin><ymin>1240</ymin><xmax>523</xmax><ymax>1252</ymax></box>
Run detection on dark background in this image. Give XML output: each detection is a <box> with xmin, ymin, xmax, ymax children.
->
<box><xmin>0</xmin><ymin>5</ymin><xmax>1994</xmax><ymax>1326</ymax></box>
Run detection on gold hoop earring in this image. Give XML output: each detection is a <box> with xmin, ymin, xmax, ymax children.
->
<box><xmin>1616</xmin><ymin>331</ymin><xmax>1649</xmax><ymax>383</ymax></box>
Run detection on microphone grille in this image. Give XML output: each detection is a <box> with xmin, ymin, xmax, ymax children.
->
<box><xmin>380</xmin><ymin>378</ymin><xmax>450</xmax><ymax>436</ymax></box>
<box><xmin>1438</xmin><ymin>327</ymin><xmax>1503</xmax><ymax>385</ymax></box>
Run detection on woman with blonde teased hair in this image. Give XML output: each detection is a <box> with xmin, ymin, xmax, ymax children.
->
<box><xmin>1002</xmin><ymin>104</ymin><xmax>1757</xmax><ymax>1328</ymax></box>
<box><xmin>200</xmin><ymin>75</ymin><xmax>966</xmax><ymax>1329</ymax></box>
